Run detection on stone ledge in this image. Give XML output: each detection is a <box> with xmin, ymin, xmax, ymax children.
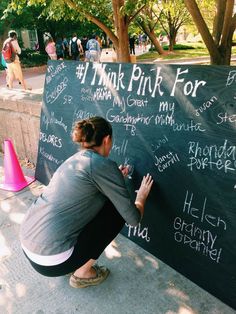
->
<box><xmin>0</xmin><ymin>88</ymin><xmax>42</xmax><ymax>164</ymax></box>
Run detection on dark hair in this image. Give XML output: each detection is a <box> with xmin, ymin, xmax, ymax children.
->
<box><xmin>8</xmin><ymin>31</ymin><xmax>17</xmax><ymax>38</ymax></box>
<box><xmin>73</xmin><ymin>116</ymin><xmax>112</xmax><ymax>147</ymax></box>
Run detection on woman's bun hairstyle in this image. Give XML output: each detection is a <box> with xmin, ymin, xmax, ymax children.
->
<box><xmin>73</xmin><ymin>116</ymin><xmax>112</xmax><ymax>147</ymax></box>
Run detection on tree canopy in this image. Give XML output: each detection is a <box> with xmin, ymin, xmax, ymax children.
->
<box><xmin>1</xmin><ymin>0</ymin><xmax>236</xmax><ymax>64</ymax></box>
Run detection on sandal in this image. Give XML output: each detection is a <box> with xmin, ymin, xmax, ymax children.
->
<box><xmin>69</xmin><ymin>265</ymin><xmax>110</xmax><ymax>288</ymax></box>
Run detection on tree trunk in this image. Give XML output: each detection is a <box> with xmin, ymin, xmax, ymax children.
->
<box><xmin>184</xmin><ymin>0</ymin><xmax>221</xmax><ymax>62</ymax></box>
<box><xmin>215</xmin><ymin>29</ymin><xmax>234</xmax><ymax>65</ymax></box>
<box><xmin>139</xmin><ymin>22</ymin><xmax>167</xmax><ymax>55</ymax></box>
<box><xmin>65</xmin><ymin>0</ymin><xmax>130</xmax><ymax>62</ymax></box>
<box><xmin>148</xmin><ymin>30</ymin><xmax>167</xmax><ymax>55</ymax></box>
<box><xmin>212</xmin><ymin>0</ymin><xmax>226</xmax><ymax>44</ymax></box>
<box><xmin>169</xmin><ymin>25</ymin><xmax>178</xmax><ymax>52</ymax></box>
<box><xmin>184</xmin><ymin>0</ymin><xmax>235</xmax><ymax>65</ymax></box>
<box><xmin>112</xmin><ymin>0</ymin><xmax>130</xmax><ymax>62</ymax></box>
<box><xmin>169</xmin><ymin>29</ymin><xmax>177</xmax><ymax>51</ymax></box>
<box><xmin>169</xmin><ymin>37</ymin><xmax>174</xmax><ymax>51</ymax></box>
<box><xmin>116</xmin><ymin>25</ymin><xmax>130</xmax><ymax>62</ymax></box>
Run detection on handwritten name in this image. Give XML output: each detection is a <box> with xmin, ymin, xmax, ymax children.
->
<box><xmin>125</xmin><ymin>223</ymin><xmax>150</xmax><ymax>242</ymax></box>
<box><xmin>173</xmin><ymin>190</ymin><xmax>227</xmax><ymax>264</ymax></box>
<box><xmin>216</xmin><ymin>112</ymin><xmax>236</xmax><ymax>125</ymax></box>
<box><xmin>151</xmin><ymin>135</ymin><xmax>168</xmax><ymax>153</ymax></box>
<box><xmin>39</xmin><ymin>147</ymin><xmax>63</xmax><ymax>165</ymax></box>
<box><xmin>187</xmin><ymin>140</ymin><xmax>236</xmax><ymax>173</ymax></box>
<box><xmin>46</xmin><ymin>62</ymin><xmax>67</xmax><ymax>84</ymax></box>
<box><xmin>39</xmin><ymin>132</ymin><xmax>62</xmax><ymax>148</ymax></box>
<box><xmin>195</xmin><ymin>96</ymin><xmax>217</xmax><ymax>116</ymax></box>
<box><xmin>46</xmin><ymin>77</ymin><xmax>68</xmax><ymax>104</ymax></box>
<box><xmin>42</xmin><ymin>112</ymin><xmax>68</xmax><ymax>132</ymax></box>
<box><xmin>154</xmin><ymin>151</ymin><xmax>180</xmax><ymax>172</ymax></box>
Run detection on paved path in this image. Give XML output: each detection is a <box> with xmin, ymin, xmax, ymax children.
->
<box><xmin>0</xmin><ymin>65</ymin><xmax>46</xmax><ymax>94</ymax></box>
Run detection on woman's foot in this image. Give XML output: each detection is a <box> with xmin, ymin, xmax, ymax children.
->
<box><xmin>69</xmin><ymin>265</ymin><xmax>110</xmax><ymax>288</ymax></box>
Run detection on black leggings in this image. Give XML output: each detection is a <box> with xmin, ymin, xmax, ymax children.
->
<box><xmin>23</xmin><ymin>200</ymin><xmax>125</xmax><ymax>277</ymax></box>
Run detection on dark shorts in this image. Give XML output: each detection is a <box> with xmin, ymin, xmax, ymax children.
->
<box><xmin>23</xmin><ymin>200</ymin><xmax>125</xmax><ymax>277</ymax></box>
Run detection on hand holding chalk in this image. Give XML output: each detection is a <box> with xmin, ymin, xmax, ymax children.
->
<box><xmin>119</xmin><ymin>164</ymin><xmax>132</xmax><ymax>179</ymax></box>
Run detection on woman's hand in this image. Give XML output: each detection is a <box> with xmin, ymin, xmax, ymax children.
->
<box><xmin>136</xmin><ymin>173</ymin><xmax>153</xmax><ymax>204</ymax></box>
<box><xmin>119</xmin><ymin>164</ymin><xmax>130</xmax><ymax>177</ymax></box>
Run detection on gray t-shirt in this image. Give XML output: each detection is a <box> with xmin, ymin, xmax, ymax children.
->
<box><xmin>20</xmin><ymin>149</ymin><xmax>141</xmax><ymax>255</ymax></box>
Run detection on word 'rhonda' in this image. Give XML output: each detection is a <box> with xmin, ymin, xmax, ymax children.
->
<box><xmin>77</xmin><ymin>63</ymin><xmax>206</xmax><ymax>98</ymax></box>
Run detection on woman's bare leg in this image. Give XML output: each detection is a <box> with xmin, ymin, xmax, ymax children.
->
<box><xmin>73</xmin><ymin>259</ymin><xmax>97</xmax><ymax>278</ymax></box>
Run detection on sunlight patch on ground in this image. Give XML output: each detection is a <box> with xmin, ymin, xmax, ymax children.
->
<box><xmin>0</xmin><ymin>200</ymin><xmax>11</xmax><ymax>213</ymax></box>
<box><xmin>0</xmin><ymin>232</ymin><xmax>11</xmax><ymax>259</ymax></box>
<box><xmin>9</xmin><ymin>212</ymin><xmax>25</xmax><ymax>224</ymax></box>
<box><xmin>166</xmin><ymin>305</ymin><xmax>196</xmax><ymax>314</ymax></box>
<box><xmin>15</xmin><ymin>283</ymin><xmax>26</xmax><ymax>298</ymax></box>
<box><xmin>144</xmin><ymin>255</ymin><xmax>159</xmax><ymax>269</ymax></box>
<box><xmin>166</xmin><ymin>287</ymin><xmax>190</xmax><ymax>301</ymax></box>
<box><xmin>104</xmin><ymin>240</ymin><xmax>122</xmax><ymax>259</ymax></box>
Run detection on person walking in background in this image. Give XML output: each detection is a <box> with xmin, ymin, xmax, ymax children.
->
<box><xmin>129</xmin><ymin>34</ymin><xmax>136</xmax><ymax>55</ymax></box>
<box><xmin>86</xmin><ymin>34</ymin><xmax>100</xmax><ymax>62</ymax></box>
<box><xmin>2</xmin><ymin>30</ymin><xmax>31</xmax><ymax>90</ymax></box>
<box><xmin>20</xmin><ymin>116</ymin><xmax>153</xmax><ymax>288</ymax></box>
<box><xmin>81</xmin><ymin>35</ymin><xmax>88</xmax><ymax>61</ymax></box>
<box><xmin>69</xmin><ymin>33</ymin><xmax>83</xmax><ymax>61</ymax></box>
<box><xmin>138</xmin><ymin>33</ymin><xmax>142</xmax><ymax>49</ymax></box>
<box><xmin>62</xmin><ymin>36</ymin><xmax>69</xmax><ymax>59</ymax></box>
<box><xmin>95</xmin><ymin>35</ymin><xmax>103</xmax><ymax>61</ymax></box>
<box><xmin>55</xmin><ymin>36</ymin><xmax>65</xmax><ymax>60</ymax></box>
<box><xmin>141</xmin><ymin>33</ymin><xmax>148</xmax><ymax>51</ymax></box>
<box><xmin>45</xmin><ymin>37</ymin><xmax>57</xmax><ymax>60</ymax></box>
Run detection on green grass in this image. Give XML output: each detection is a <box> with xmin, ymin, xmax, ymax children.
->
<box><xmin>137</xmin><ymin>43</ymin><xmax>208</xmax><ymax>61</ymax></box>
<box><xmin>137</xmin><ymin>43</ymin><xmax>236</xmax><ymax>62</ymax></box>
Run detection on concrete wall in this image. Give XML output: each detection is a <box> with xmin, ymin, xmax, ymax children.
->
<box><xmin>0</xmin><ymin>90</ymin><xmax>42</xmax><ymax>165</ymax></box>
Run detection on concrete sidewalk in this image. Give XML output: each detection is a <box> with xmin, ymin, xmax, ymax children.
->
<box><xmin>0</xmin><ymin>155</ymin><xmax>235</xmax><ymax>314</ymax></box>
<box><xmin>0</xmin><ymin>65</ymin><xmax>46</xmax><ymax>95</ymax></box>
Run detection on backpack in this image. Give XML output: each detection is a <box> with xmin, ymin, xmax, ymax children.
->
<box><xmin>71</xmin><ymin>40</ymin><xmax>79</xmax><ymax>54</ymax></box>
<box><xmin>2</xmin><ymin>39</ymin><xmax>15</xmax><ymax>63</ymax></box>
<box><xmin>56</xmin><ymin>41</ymin><xmax>64</xmax><ymax>56</ymax></box>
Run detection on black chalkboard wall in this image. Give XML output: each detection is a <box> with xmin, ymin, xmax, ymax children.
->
<box><xmin>36</xmin><ymin>60</ymin><xmax>236</xmax><ymax>309</ymax></box>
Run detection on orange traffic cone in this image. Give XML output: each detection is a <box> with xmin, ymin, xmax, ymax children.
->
<box><xmin>0</xmin><ymin>139</ymin><xmax>35</xmax><ymax>191</ymax></box>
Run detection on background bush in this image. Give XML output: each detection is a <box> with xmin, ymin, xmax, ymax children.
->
<box><xmin>149</xmin><ymin>44</ymin><xmax>196</xmax><ymax>52</ymax></box>
<box><xmin>20</xmin><ymin>49</ymin><xmax>48</xmax><ymax>67</ymax></box>
<box><xmin>0</xmin><ymin>49</ymin><xmax>48</xmax><ymax>71</ymax></box>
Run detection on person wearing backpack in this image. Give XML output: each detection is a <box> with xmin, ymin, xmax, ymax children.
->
<box><xmin>55</xmin><ymin>37</ymin><xmax>65</xmax><ymax>60</ymax></box>
<box><xmin>62</xmin><ymin>36</ymin><xmax>69</xmax><ymax>58</ymax></box>
<box><xmin>86</xmin><ymin>34</ymin><xmax>100</xmax><ymax>62</ymax></box>
<box><xmin>69</xmin><ymin>33</ymin><xmax>83</xmax><ymax>60</ymax></box>
<box><xmin>2</xmin><ymin>30</ymin><xmax>31</xmax><ymax>90</ymax></box>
